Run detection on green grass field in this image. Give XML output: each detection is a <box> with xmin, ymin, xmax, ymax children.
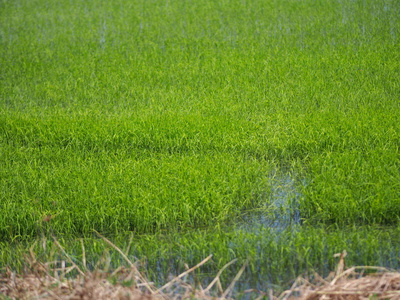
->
<box><xmin>1</xmin><ymin>0</ymin><xmax>400</xmax><ymax>291</ymax></box>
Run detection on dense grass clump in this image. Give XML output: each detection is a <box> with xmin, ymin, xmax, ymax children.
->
<box><xmin>1</xmin><ymin>0</ymin><xmax>400</xmax><ymax>289</ymax></box>
<box><xmin>1</xmin><ymin>112</ymin><xmax>276</xmax><ymax>237</ymax></box>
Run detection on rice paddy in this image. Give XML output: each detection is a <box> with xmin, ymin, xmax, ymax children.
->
<box><xmin>1</xmin><ymin>0</ymin><xmax>400</xmax><ymax>294</ymax></box>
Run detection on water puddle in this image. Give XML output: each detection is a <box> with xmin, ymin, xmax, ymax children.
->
<box><xmin>239</xmin><ymin>173</ymin><xmax>304</xmax><ymax>231</ymax></box>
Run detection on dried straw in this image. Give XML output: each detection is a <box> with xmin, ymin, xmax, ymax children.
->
<box><xmin>276</xmin><ymin>251</ymin><xmax>400</xmax><ymax>300</ymax></box>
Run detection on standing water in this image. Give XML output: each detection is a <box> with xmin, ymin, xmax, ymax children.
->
<box><xmin>240</xmin><ymin>173</ymin><xmax>303</xmax><ymax>231</ymax></box>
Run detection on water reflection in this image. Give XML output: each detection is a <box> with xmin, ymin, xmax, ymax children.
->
<box><xmin>240</xmin><ymin>173</ymin><xmax>304</xmax><ymax>231</ymax></box>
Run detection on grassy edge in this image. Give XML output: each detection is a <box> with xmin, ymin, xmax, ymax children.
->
<box><xmin>1</xmin><ymin>235</ymin><xmax>400</xmax><ymax>299</ymax></box>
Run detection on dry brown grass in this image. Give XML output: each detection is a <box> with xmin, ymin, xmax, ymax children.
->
<box><xmin>276</xmin><ymin>251</ymin><xmax>400</xmax><ymax>300</ymax></box>
<box><xmin>1</xmin><ymin>236</ymin><xmax>400</xmax><ymax>300</ymax></box>
<box><xmin>276</xmin><ymin>268</ymin><xmax>400</xmax><ymax>300</ymax></box>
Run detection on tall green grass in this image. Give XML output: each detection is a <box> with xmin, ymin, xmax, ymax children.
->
<box><xmin>1</xmin><ymin>0</ymin><xmax>400</xmax><ymax>289</ymax></box>
<box><xmin>1</xmin><ymin>112</ymin><xmax>276</xmax><ymax>237</ymax></box>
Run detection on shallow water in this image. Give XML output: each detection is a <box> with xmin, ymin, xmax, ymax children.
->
<box><xmin>240</xmin><ymin>173</ymin><xmax>303</xmax><ymax>232</ymax></box>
